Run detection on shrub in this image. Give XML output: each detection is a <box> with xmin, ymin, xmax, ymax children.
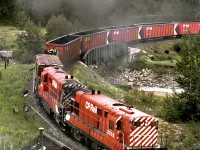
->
<box><xmin>15</xmin><ymin>11</ymin><xmax>30</xmax><ymax>30</ymax></box>
<box><xmin>19</xmin><ymin>51</ymin><xmax>35</xmax><ymax>64</ymax></box>
<box><xmin>173</xmin><ymin>42</ymin><xmax>181</xmax><ymax>53</ymax></box>
<box><xmin>124</xmin><ymin>90</ymin><xmax>160</xmax><ymax>113</ymax></box>
<box><xmin>129</xmin><ymin>53</ymin><xmax>148</xmax><ymax>71</ymax></box>
<box><xmin>46</xmin><ymin>14</ymin><xmax>83</xmax><ymax>40</ymax></box>
<box><xmin>160</xmin><ymin>96</ymin><xmax>189</xmax><ymax>122</ymax></box>
<box><xmin>16</xmin><ymin>20</ymin><xmax>44</xmax><ymax>63</ymax></box>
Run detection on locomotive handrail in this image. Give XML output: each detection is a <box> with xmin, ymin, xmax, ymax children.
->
<box><xmin>118</xmin><ymin>130</ymin><xmax>124</xmax><ymax>148</ymax></box>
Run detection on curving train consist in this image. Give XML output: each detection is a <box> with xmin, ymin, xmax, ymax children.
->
<box><xmin>45</xmin><ymin>21</ymin><xmax>200</xmax><ymax>66</ymax></box>
<box><xmin>34</xmin><ymin>54</ymin><xmax>161</xmax><ymax>150</ymax></box>
<box><xmin>34</xmin><ymin>21</ymin><xmax>200</xmax><ymax>150</ymax></box>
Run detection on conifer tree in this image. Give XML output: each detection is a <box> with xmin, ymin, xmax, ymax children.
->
<box><xmin>175</xmin><ymin>34</ymin><xmax>200</xmax><ymax>121</ymax></box>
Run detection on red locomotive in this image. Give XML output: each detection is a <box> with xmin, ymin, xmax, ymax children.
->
<box><xmin>34</xmin><ymin>54</ymin><xmax>162</xmax><ymax>150</ymax></box>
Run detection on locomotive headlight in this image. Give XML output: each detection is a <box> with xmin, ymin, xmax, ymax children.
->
<box><xmin>126</xmin><ymin>146</ymin><xmax>133</xmax><ymax>150</ymax></box>
<box><xmin>153</xmin><ymin>121</ymin><xmax>158</xmax><ymax>126</ymax></box>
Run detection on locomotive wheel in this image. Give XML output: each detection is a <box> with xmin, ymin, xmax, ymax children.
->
<box><xmin>64</xmin><ymin>125</ymin><xmax>71</xmax><ymax>135</ymax></box>
<box><xmin>90</xmin><ymin>140</ymin><xmax>98</xmax><ymax>150</ymax></box>
<box><xmin>73</xmin><ymin>130</ymin><xmax>84</xmax><ymax>142</ymax></box>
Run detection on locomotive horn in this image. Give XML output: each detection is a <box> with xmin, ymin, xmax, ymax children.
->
<box><xmin>97</xmin><ymin>90</ymin><xmax>101</xmax><ymax>94</ymax></box>
<box><xmin>92</xmin><ymin>90</ymin><xmax>95</xmax><ymax>94</ymax></box>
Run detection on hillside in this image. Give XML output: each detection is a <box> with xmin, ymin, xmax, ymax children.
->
<box><xmin>0</xmin><ymin>24</ymin><xmax>199</xmax><ymax>149</ymax></box>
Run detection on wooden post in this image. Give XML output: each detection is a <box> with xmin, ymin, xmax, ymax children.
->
<box><xmin>4</xmin><ymin>58</ymin><xmax>6</xmax><ymax>70</ymax></box>
<box><xmin>0</xmin><ymin>71</ymin><xmax>2</xmax><ymax>80</ymax></box>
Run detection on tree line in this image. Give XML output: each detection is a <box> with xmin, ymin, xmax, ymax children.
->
<box><xmin>1</xmin><ymin>0</ymin><xmax>200</xmax><ymax>27</ymax></box>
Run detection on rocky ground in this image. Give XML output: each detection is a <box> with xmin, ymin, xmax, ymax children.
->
<box><xmin>89</xmin><ymin>47</ymin><xmax>180</xmax><ymax>96</ymax></box>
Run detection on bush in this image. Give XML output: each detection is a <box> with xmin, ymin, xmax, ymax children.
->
<box><xmin>16</xmin><ymin>20</ymin><xmax>44</xmax><ymax>63</ymax></box>
<box><xmin>124</xmin><ymin>90</ymin><xmax>160</xmax><ymax>113</ymax></box>
<box><xmin>160</xmin><ymin>96</ymin><xmax>189</xmax><ymax>122</ymax></box>
<box><xmin>19</xmin><ymin>51</ymin><xmax>35</xmax><ymax>64</ymax></box>
<box><xmin>46</xmin><ymin>14</ymin><xmax>83</xmax><ymax>40</ymax></box>
<box><xmin>173</xmin><ymin>42</ymin><xmax>181</xmax><ymax>53</ymax></box>
<box><xmin>15</xmin><ymin>11</ymin><xmax>30</xmax><ymax>30</ymax></box>
<box><xmin>129</xmin><ymin>53</ymin><xmax>148</xmax><ymax>71</ymax></box>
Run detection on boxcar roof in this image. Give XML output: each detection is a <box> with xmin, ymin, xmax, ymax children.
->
<box><xmin>36</xmin><ymin>54</ymin><xmax>63</xmax><ymax>67</ymax></box>
<box><xmin>74</xmin><ymin>29</ymin><xmax>105</xmax><ymax>35</ymax></box>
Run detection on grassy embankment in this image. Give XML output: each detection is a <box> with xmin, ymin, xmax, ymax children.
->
<box><xmin>0</xmin><ymin>25</ymin><xmax>19</xmax><ymax>50</ymax></box>
<box><xmin>137</xmin><ymin>40</ymin><xmax>181</xmax><ymax>68</ymax></box>
<box><xmin>0</xmin><ymin>64</ymin><xmax>49</xmax><ymax>149</ymax></box>
<box><xmin>0</xmin><ymin>26</ymin><xmax>49</xmax><ymax>149</ymax></box>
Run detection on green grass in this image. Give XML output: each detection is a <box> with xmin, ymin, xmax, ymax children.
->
<box><xmin>137</xmin><ymin>40</ymin><xmax>181</xmax><ymax>68</ymax></box>
<box><xmin>146</xmin><ymin>58</ymin><xmax>177</xmax><ymax>67</ymax></box>
<box><xmin>0</xmin><ymin>25</ymin><xmax>20</xmax><ymax>50</ymax></box>
<box><xmin>0</xmin><ymin>64</ymin><xmax>48</xmax><ymax>149</ymax></box>
<box><xmin>69</xmin><ymin>61</ymin><xmax>125</xmax><ymax>100</ymax></box>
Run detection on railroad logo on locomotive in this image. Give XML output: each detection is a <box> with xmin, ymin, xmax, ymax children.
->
<box><xmin>85</xmin><ymin>101</ymin><xmax>97</xmax><ymax>114</ymax></box>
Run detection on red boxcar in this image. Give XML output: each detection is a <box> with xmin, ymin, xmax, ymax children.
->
<box><xmin>140</xmin><ymin>23</ymin><xmax>175</xmax><ymax>39</ymax></box>
<box><xmin>176</xmin><ymin>22</ymin><xmax>200</xmax><ymax>35</ymax></box>
<box><xmin>34</xmin><ymin>54</ymin><xmax>63</xmax><ymax>94</ymax></box>
<box><xmin>45</xmin><ymin>35</ymin><xmax>81</xmax><ymax>66</ymax></box>
<box><xmin>105</xmin><ymin>25</ymin><xmax>139</xmax><ymax>43</ymax></box>
<box><xmin>71</xmin><ymin>29</ymin><xmax>107</xmax><ymax>54</ymax></box>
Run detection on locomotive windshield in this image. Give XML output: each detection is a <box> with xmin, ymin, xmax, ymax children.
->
<box><xmin>132</xmin><ymin>121</ymin><xmax>141</xmax><ymax>127</ymax></box>
<box><xmin>132</xmin><ymin>120</ymin><xmax>158</xmax><ymax>127</ymax></box>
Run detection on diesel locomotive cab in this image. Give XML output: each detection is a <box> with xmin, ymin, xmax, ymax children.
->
<box><xmin>128</xmin><ymin>116</ymin><xmax>159</xmax><ymax>148</ymax></box>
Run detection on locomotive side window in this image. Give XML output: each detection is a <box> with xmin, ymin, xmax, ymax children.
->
<box><xmin>74</xmin><ymin>102</ymin><xmax>79</xmax><ymax>115</ymax></box>
<box><xmin>97</xmin><ymin>108</ymin><xmax>102</xmax><ymax>116</ymax></box>
<box><xmin>97</xmin><ymin>120</ymin><xmax>99</xmax><ymax>129</ymax></box>
<box><xmin>116</xmin><ymin>120</ymin><xmax>122</xmax><ymax>130</ymax></box>
<box><xmin>43</xmin><ymin>75</ymin><xmax>47</xmax><ymax>82</ymax></box>
<box><xmin>70</xmin><ymin>100</ymin><xmax>79</xmax><ymax>116</ymax></box>
<box><xmin>104</xmin><ymin>111</ymin><xmax>108</xmax><ymax>118</ymax></box>
<box><xmin>49</xmin><ymin>77</ymin><xmax>52</xmax><ymax>83</ymax></box>
<box><xmin>109</xmin><ymin>120</ymin><xmax>114</xmax><ymax>131</ymax></box>
<box><xmin>70</xmin><ymin>100</ymin><xmax>74</xmax><ymax>113</ymax></box>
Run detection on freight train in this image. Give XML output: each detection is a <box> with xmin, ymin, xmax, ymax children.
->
<box><xmin>35</xmin><ymin>21</ymin><xmax>200</xmax><ymax>149</ymax></box>
<box><xmin>45</xmin><ymin>21</ymin><xmax>200</xmax><ymax>66</ymax></box>
<box><xmin>33</xmin><ymin>54</ymin><xmax>163</xmax><ymax>150</ymax></box>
